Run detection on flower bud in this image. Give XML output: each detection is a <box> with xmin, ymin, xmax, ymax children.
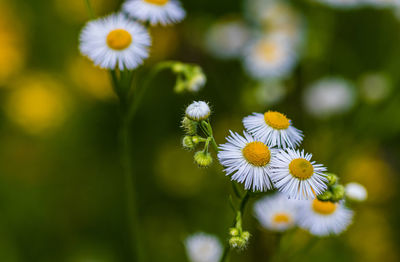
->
<box><xmin>185</xmin><ymin>101</ymin><xmax>211</xmax><ymax>121</ymax></box>
<box><xmin>331</xmin><ymin>184</ymin><xmax>345</xmax><ymax>201</ymax></box>
<box><xmin>181</xmin><ymin>116</ymin><xmax>198</xmax><ymax>135</ymax></box>
<box><xmin>241</xmin><ymin>231</ymin><xmax>251</xmax><ymax>242</ymax></box>
<box><xmin>194</xmin><ymin>151</ymin><xmax>213</xmax><ymax>167</ymax></box>
<box><xmin>229</xmin><ymin>228</ymin><xmax>239</xmax><ymax>237</ymax></box>
<box><xmin>182</xmin><ymin>136</ymin><xmax>195</xmax><ymax>150</ymax></box>
<box><xmin>186</xmin><ymin>66</ymin><xmax>206</xmax><ymax>92</ymax></box>
<box><xmin>326</xmin><ymin>173</ymin><xmax>338</xmax><ymax>186</ymax></box>
<box><xmin>317</xmin><ymin>190</ymin><xmax>333</xmax><ymax>201</ymax></box>
<box><xmin>229</xmin><ymin>237</ymin><xmax>246</xmax><ymax>249</ymax></box>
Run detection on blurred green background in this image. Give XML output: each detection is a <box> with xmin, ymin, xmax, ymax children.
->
<box><xmin>0</xmin><ymin>0</ymin><xmax>399</xmax><ymax>261</ymax></box>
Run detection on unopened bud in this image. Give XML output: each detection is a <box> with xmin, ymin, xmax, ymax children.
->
<box><xmin>181</xmin><ymin>116</ymin><xmax>198</xmax><ymax>135</ymax></box>
<box><xmin>229</xmin><ymin>237</ymin><xmax>246</xmax><ymax>249</ymax></box>
<box><xmin>317</xmin><ymin>190</ymin><xmax>333</xmax><ymax>201</ymax></box>
<box><xmin>332</xmin><ymin>184</ymin><xmax>345</xmax><ymax>202</ymax></box>
<box><xmin>229</xmin><ymin>228</ymin><xmax>239</xmax><ymax>237</ymax></box>
<box><xmin>182</xmin><ymin>136</ymin><xmax>195</xmax><ymax>150</ymax></box>
<box><xmin>194</xmin><ymin>151</ymin><xmax>213</xmax><ymax>167</ymax></box>
<box><xmin>241</xmin><ymin>231</ymin><xmax>251</xmax><ymax>242</ymax></box>
<box><xmin>326</xmin><ymin>173</ymin><xmax>338</xmax><ymax>186</ymax></box>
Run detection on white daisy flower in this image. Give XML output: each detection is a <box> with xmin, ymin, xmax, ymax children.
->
<box><xmin>123</xmin><ymin>0</ymin><xmax>186</xmax><ymax>26</ymax></box>
<box><xmin>218</xmin><ymin>131</ymin><xmax>279</xmax><ymax>191</ymax></box>
<box><xmin>243</xmin><ymin>111</ymin><xmax>303</xmax><ymax>149</ymax></box>
<box><xmin>345</xmin><ymin>182</ymin><xmax>368</xmax><ymax>202</ymax></box>
<box><xmin>185</xmin><ymin>101</ymin><xmax>211</xmax><ymax>121</ymax></box>
<box><xmin>242</xmin><ymin>34</ymin><xmax>298</xmax><ymax>79</ymax></box>
<box><xmin>270</xmin><ymin>149</ymin><xmax>328</xmax><ymax>200</ymax></box>
<box><xmin>205</xmin><ymin>18</ymin><xmax>250</xmax><ymax>59</ymax></box>
<box><xmin>79</xmin><ymin>13</ymin><xmax>151</xmax><ymax>70</ymax></box>
<box><xmin>303</xmin><ymin>77</ymin><xmax>356</xmax><ymax>119</ymax></box>
<box><xmin>185</xmin><ymin>233</ymin><xmax>223</xmax><ymax>262</ymax></box>
<box><xmin>298</xmin><ymin>199</ymin><xmax>354</xmax><ymax>236</ymax></box>
<box><xmin>254</xmin><ymin>193</ymin><xmax>298</xmax><ymax>232</ymax></box>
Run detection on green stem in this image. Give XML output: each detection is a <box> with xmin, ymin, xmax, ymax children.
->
<box><xmin>119</xmin><ymin>117</ymin><xmax>144</xmax><ymax>262</ymax></box>
<box><xmin>220</xmin><ymin>244</ymin><xmax>231</xmax><ymax>262</ymax></box>
<box><xmin>127</xmin><ymin>62</ymin><xmax>172</xmax><ymax>120</ymax></box>
<box><xmin>84</xmin><ymin>0</ymin><xmax>95</xmax><ymax>19</ymax></box>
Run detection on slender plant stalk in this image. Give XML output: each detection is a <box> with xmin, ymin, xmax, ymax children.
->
<box><xmin>119</xmin><ymin>115</ymin><xmax>144</xmax><ymax>262</ymax></box>
<box><xmin>84</xmin><ymin>0</ymin><xmax>95</xmax><ymax>19</ymax></box>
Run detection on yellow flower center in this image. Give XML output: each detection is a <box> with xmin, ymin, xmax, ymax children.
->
<box><xmin>272</xmin><ymin>213</ymin><xmax>291</xmax><ymax>224</ymax></box>
<box><xmin>144</xmin><ymin>0</ymin><xmax>169</xmax><ymax>5</ymax></box>
<box><xmin>106</xmin><ymin>29</ymin><xmax>132</xmax><ymax>50</ymax></box>
<box><xmin>257</xmin><ymin>42</ymin><xmax>279</xmax><ymax>62</ymax></box>
<box><xmin>312</xmin><ymin>199</ymin><xmax>337</xmax><ymax>215</ymax></box>
<box><xmin>264</xmin><ymin>111</ymin><xmax>290</xmax><ymax>130</ymax></box>
<box><xmin>289</xmin><ymin>158</ymin><xmax>314</xmax><ymax>180</ymax></box>
<box><xmin>242</xmin><ymin>141</ymin><xmax>271</xmax><ymax>167</ymax></box>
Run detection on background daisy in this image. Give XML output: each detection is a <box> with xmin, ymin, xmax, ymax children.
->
<box><xmin>298</xmin><ymin>199</ymin><xmax>354</xmax><ymax>236</ymax></box>
<box><xmin>254</xmin><ymin>193</ymin><xmax>298</xmax><ymax>232</ymax></box>
<box><xmin>123</xmin><ymin>0</ymin><xmax>186</xmax><ymax>25</ymax></box>
<box><xmin>79</xmin><ymin>13</ymin><xmax>151</xmax><ymax>70</ymax></box>
<box><xmin>218</xmin><ymin>131</ymin><xmax>278</xmax><ymax>191</ymax></box>
<box><xmin>243</xmin><ymin>110</ymin><xmax>303</xmax><ymax>149</ymax></box>
<box><xmin>242</xmin><ymin>34</ymin><xmax>298</xmax><ymax>79</ymax></box>
<box><xmin>185</xmin><ymin>233</ymin><xmax>223</xmax><ymax>262</ymax></box>
<box><xmin>270</xmin><ymin>149</ymin><xmax>328</xmax><ymax>200</ymax></box>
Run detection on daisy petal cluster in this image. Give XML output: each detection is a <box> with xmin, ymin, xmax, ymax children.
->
<box><xmin>218</xmin><ymin>108</ymin><xmax>330</xmax><ymax>200</ymax></box>
<box><xmin>254</xmin><ymin>193</ymin><xmax>298</xmax><ymax>232</ymax></box>
<box><xmin>123</xmin><ymin>0</ymin><xmax>186</xmax><ymax>26</ymax></box>
<box><xmin>79</xmin><ymin>13</ymin><xmax>151</xmax><ymax>70</ymax></box>
<box><xmin>297</xmin><ymin>199</ymin><xmax>354</xmax><ymax>236</ymax></box>
<box><xmin>205</xmin><ymin>0</ymin><xmax>305</xmax><ymax>81</ymax></box>
<box><xmin>79</xmin><ymin>0</ymin><xmax>186</xmax><ymax>71</ymax></box>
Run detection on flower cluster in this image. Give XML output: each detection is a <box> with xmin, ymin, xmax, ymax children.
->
<box><xmin>79</xmin><ymin>0</ymin><xmax>186</xmax><ymax>71</ymax></box>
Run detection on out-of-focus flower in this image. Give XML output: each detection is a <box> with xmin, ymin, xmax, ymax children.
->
<box><xmin>0</xmin><ymin>2</ymin><xmax>26</xmax><ymax>84</ymax></box>
<box><xmin>205</xmin><ymin>17</ymin><xmax>250</xmax><ymax>59</ymax></box>
<box><xmin>185</xmin><ymin>233</ymin><xmax>223</xmax><ymax>262</ymax></box>
<box><xmin>243</xmin><ymin>34</ymin><xmax>298</xmax><ymax>79</ymax></box>
<box><xmin>270</xmin><ymin>149</ymin><xmax>328</xmax><ymax>200</ymax></box>
<box><xmin>185</xmin><ymin>101</ymin><xmax>211</xmax><ymax>121</ymax></box>
<box><xmin>254</xmin><ymin>193</ymin><xmax>298</xmax><ymax>232</ymax></box>
<box><xmin>345</xmin><ymin>182</ymin><xmax>368</xmax><ymax>202</ymax></box>
<box><xmin>67</xmin><ymin>56</ymin><xmax>115</xmax><ymax>100</ymax></box>
<box><xmin>242</xmin><ymin>81</ymin><xmax>287</xmax><ymax>109</ymax></box>
<box><xmin>123</xmin><ymin>0</ymin><xmax>185</xmax><ymax>26</ymax></box>
<box><xmin>218</xmin><ymin>131</ymin><xmax>278</xmax><ymax>191</ymax></box>
<box><xmin>245</xmin><ymin>0</ymin><xmax>305</xmax><ymax>46</ymax></box>
<box><xmin>5</xmin><ymin>73</ymin><xmax>69</xmax><ymax>134</ymax></box>
<box><xmin>173</xmin><ymin>64</ymin><xmax>206</xmax><ymax>93</ymax></box>
<box><xmin>243</xmin><ymin>111</ymin><xmax>303</xmax><ymax>149</ymax></box>
<box><xmin>303</xmin><ymin>77</ymin><xmax>356</xmax><ymax>118</ymax></box>
<box><xmin>298</xmin><ymin>199</ymin><xmax>353</xmax><ymax>236</ymax></box>
<box><xmin>359</xmin><ymin>73</ymin><xmax>391</xmax><ymax>104</ymax></box>
<box><xmin>79</xmin><ymin>13</ymin><xmax>151</xmax><ymax>70</ymax></box>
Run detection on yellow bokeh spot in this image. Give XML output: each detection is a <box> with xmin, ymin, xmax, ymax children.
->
<box><xmin>273</xmin><ymin>213</ymin><xmax>291</xmax><ymax>223</ymax></box>
<box><xmin>289</xmin><ymin>158</ymin><xmax>314</xmax><ymax>179</ymax></box>
<box><xmin>0</xmin><ymin>2</ymin><xmax>26</xmax><ymax>84</ymax></box>
<box><xmin>242</xmin><ymin>141</ymin><xmax>271</xmax><ymax>167</ymax></box>
<box><xmin>264</xmin><ymin>111</ymin><xmax>290</xmax><ymax>130</ymax></box>
<box><xmin>256</xmin><ymin>41</ymin><xmax>279</xmax><ymax>62</ymax></box>
<box><xmin>106</xmin><ymin>29</ymin><xmax>132</xmax><ymax>50</ymax></box>
<box><xmin>144</xmin><ymin>0</ymin><xmax>169</xmax><ymax>5</ymax></box>
<box><xmin>312</xmin><ymin>199</ymin><xmax>337</xmax><ymax>215</ymax></box>
<box><xmin>68</xmin><ymin>56</ymin><xmax>114</xmax><ymax>100</ymax></box>
<box><xmin>5</xmin><ymin>74</ymin><xmax>68</xmax><ymax>134</ymax></box>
